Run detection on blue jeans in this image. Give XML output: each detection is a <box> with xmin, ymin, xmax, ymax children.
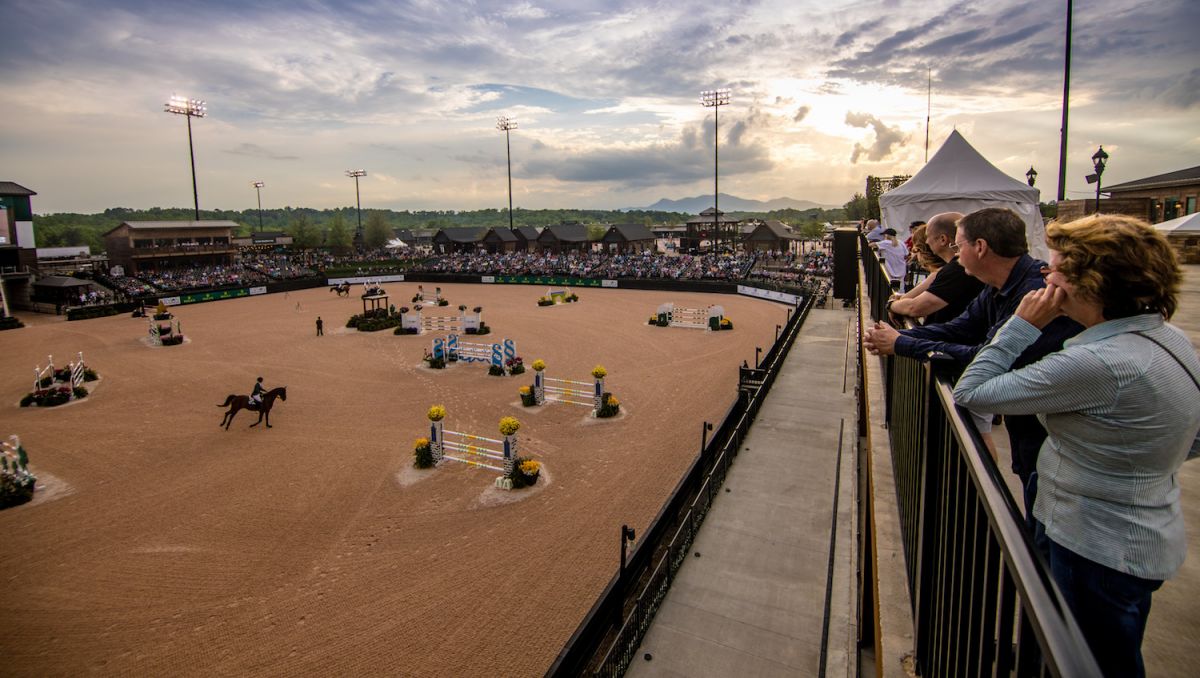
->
<box><xmin>1023</xmin><ymin>471</ymin><xmax>1049</xmax><ymax>559</ymax></box>
<box><xmin>1048</xmin><ymin>540</ymin><xmax>1163</xmax><ymax>678</ymax></box>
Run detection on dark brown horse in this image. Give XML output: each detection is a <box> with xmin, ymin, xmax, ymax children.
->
<box><xmin>330</xmin><ymin>283</ymin><xmax>351</xmax><ymax>297</ymax></box>
<box><xmin>218</xmin><ymin>386</ymin><xmax>287</xmax><ymax>430</ymax></box>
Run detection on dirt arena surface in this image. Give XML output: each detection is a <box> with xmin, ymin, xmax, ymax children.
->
<box><xmin>0</xmin><ymin>283</ymin><xmax>790</xmax><ymax>676</ymax></box>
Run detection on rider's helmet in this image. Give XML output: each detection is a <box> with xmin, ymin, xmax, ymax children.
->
<box><xmin>257</xmin><ymin>377</ymin><xmax>263</xmax><ymax>383</ymax></box>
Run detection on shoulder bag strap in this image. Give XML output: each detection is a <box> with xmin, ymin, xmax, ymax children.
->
<box><xmin>1133</xmin><ymin>331</ymin><xmax>1200</xmax><ymax>393</ymax></box>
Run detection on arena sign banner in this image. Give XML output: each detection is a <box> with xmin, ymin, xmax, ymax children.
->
<box><xmin>736</xmin><ymin>285</ymin><xmax>800</xmax><ymax>306</ymax></box>
<box><xmin>490</xmin><ymin>275</ymin><xmax>602</xmax><ymax>287</ymax></box>
<box><xmin>172</xmin><ymin>288</ymin><xmax>252</xmax><ymax>305</ymax></box>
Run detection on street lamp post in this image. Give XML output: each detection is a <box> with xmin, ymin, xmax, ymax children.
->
<box><xmin>346</xmin><ymin>169</ymin><xmax>367</xmax><ymax>244</ymax></box>
<box><xmin>1087</xmin><ymin>146</ymin><xmax>1108</xmax><ymax>213</ymax></box>
<box><xmin>497</xmin><ymin>116</ymin><xmax>517</xmax><ymax>232</ymax></box>
<box><xmin>252</xmin><ymin>181</ymin><xmax>265</xmax><ymax>232</ymax></box>
<box><xmin>701</xmin><ymin>89</ymin><xmax>730</xmax><ymax>252</ymax></box>
<box><xmin>1026</xmin><ymin>167</ymin><xmax>1038</xmax><ymax>187</ymax></box>
<box><xmin>164</xmin><ymin>95</ymin><xmax>207</xmax><ymax>221</ymax></box>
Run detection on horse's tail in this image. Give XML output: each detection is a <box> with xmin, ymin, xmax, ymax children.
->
<box><xmin>217</xmin><ymin>394</ymin><xmax>236</xmax><ymax>407</ymax></box>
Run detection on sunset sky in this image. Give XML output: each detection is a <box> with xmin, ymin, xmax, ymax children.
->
<box><xmin>3</xmin><ymin>0</ymin><xmax>1196</xmax><ymax>214</ymax></box>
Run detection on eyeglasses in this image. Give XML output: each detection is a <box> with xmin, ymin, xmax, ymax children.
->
<box><xmin>950</xmin><ymin>239</ymin><xmax>973</xmax><ymax>252</ymax></box>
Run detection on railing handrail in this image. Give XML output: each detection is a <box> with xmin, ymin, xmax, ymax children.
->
<box><xmin>929</xmin><ymin>377</ymin><xmax>1099</xmax><ymax>676</ymax></box>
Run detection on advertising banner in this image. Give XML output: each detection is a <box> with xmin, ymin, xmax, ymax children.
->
<box><xmin>176</xmin><ymin>288</ymin><xmax>251</xmax><ymax>305</ymax></box>
<box><xmin>249</xmin><ymin>286</ymin><xmax>268</xmax><ymax>296</ymax></box>
<box><xmin>490</xmin><ymin>275</ymin><xmax>602</xmax><ymax>287</ymax></box>
<box><xmin>601</xmin><ymin>279</ymin><xmax>618</xmax><ymax>288</ymax></box>
<box><xmin>481</xmin><ymin>276</ymin><xmax>495</xmax><ymax>284</ymax></box>
<box><xmin>736</xmin><ymin>285</ymin><xmax>801</xmax><ymax>306</ymax></box>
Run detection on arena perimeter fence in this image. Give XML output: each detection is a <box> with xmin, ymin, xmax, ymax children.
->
<box><xmin>546</xmin><ymin>291</ymin><xmax>816</xmax><ymax>677</ymax></box>
<box><xmin>859</xmin><ymin>239</ymin><xmax>1099</xmax><ymax>676</ymax></box>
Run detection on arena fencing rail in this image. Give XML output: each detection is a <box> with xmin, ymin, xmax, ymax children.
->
<box><xmin>859</xmin><ymin>236</ymin><xmax>1101</xmax><ymax>676</ymax></box>
<box><xmin>546</xmin><ymin>293</ymin><xmax>815</xmax><ymax>677</ymax></box>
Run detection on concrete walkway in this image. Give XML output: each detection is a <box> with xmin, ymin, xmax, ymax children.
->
<box><xmin>627</xmin><ymin>306</ymin><xmax>859</xmax><ymax>678</ymax></box>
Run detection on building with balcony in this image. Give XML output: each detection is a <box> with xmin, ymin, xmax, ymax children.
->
<box><xmin>102</xmin><ymin>221</ymin><xmax>238</xmax><ymax>274</ymax></box>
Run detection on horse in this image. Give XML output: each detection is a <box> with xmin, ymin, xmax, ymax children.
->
<box><xmin>330</xmin><ymin>283</ymin><xmax>351</xmax><ymax>297</ymax></box>
<box><xmin>218</xmin><ymin>386</ymin><xmax>287</xmax><ymax>430</ymax></box>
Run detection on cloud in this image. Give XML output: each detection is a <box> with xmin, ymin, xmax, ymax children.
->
<box><xmin>1158</xmin><ymin>67</ymin><xmax>1200</xmax><ymax>109</ymax></box>
<box><xmin>794</xmin><ymin>105</ymin><xmax>811</xmax><ymax>123</ymax></box>
<box><xmin>501</xmin><ymin>2</ymin><xmax>549</xmax><ymax>20</ymax></box>
<box><xmin>845</xmin><ymin>112</ymin><xmax>906</xmax><ymax>163</ymax></box>
<box><xmin>520</xmin><ymin>120</ymin><xmax>772</xmax><ymax>187</ymax></box>
<box><xmin>224</xmin><ymin>143</ymin><xmax>300</xmax><ymax>161</ymax></box>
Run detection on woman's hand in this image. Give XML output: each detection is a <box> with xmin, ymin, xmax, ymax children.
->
<box><xmin>1016</xmin><ymin>284</ymin><xmax>1066</xmax><ymax>329</ymax></box>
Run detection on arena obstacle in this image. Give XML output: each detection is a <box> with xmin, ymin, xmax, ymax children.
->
<box><xmin>427</xmin><ymin>408</ymin><xmax>524</xmax><ymax>489</ymax></box>
<box><xmin>148</xmin><ymin>318</ymin><xmax>184</xmax><ymax>346</ymax></box>
<box><xmin>401</xmin><ymin>307</ymin><xmax>481</xmax><ymax>335</ymax></box>
<box><xmin>33</xmin><ymin>352</ymin><xmax>87</xmax><ymax>395</ymax></box>
<box><xmin>533</xmin><ymin>367</ymin><xmax>604</xmax><ymax>415</ymax></box>
<box><xmin>1</xmin><ymin>434</ymin><xmax>36</xmax><ymax>505</ymax></box>
<box><xmin>655</xmin><ymin>303</ymin><xmax>725</xmax><ymax>330</ymax></box>
<box><xmin>432</xmin><ymin>335</ymin><xmax>515</xmax><ymax>369</ymax></box>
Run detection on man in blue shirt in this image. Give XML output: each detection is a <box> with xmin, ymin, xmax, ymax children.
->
<box><xmin>864</xmin><ymin>207</ymin><xmax>1082</xmax><ymax>523</ymax></box>
<box><xmin>864</xmin><ymin>219</ymin><xmax>885</xmax><ymax>243</ymax></box>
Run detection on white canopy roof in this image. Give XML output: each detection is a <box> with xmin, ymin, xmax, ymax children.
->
<box><xmin>880</xmin><ymin>130</ymin><xmax>1047</xmax><ymax>260</ymax></box>
<box><xmin>385</xmin><ymin>238</ymin><xmax>409</xmax><ymax>249</ymax></box>
<box><xmin>1153</xmin><ymin>212</ymin><xmax>1200</xmax><ymax>233</ymax></box>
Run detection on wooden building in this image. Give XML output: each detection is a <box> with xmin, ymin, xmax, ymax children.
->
<box><xmin>682</xmin><ymin>208</ymin><xmax>741</xmax><ymax>253</ymax></box>
<box><xmin>513</xmin><ymin>226</ymin><xmax>541</xmax><ymax>252</ymax></box>
<box><xmin>743</xmin><ymin>220</ymin><xmax>800</xmax><ymax>252</ymax></box>
<box><xmin>102</xmin><ymin>221</ymin><xmax>238</xmax><ymax>274</ymax></box>
<box><xmin>1057</xmin><ymin>165</ymin><xmax>1200</xmax><ymax>224</ymax></box>
<box><xmin>431</xmin><ymin>227</ymin><xmax>486</xmax><ymax>254</ymax></box>
<box><xmin>536</xmin><ymin>224</ymin><xmax>591</xmax><ymax>253</ymax></box>
<box><xmin>482</xmin><ymin>228</ymin><xmax>518</xmax><ymax>253</ymax></box>
<box><xmin>601</xmin><ymin>223</ymin><xmax>656</xmax><ymax>253</ymax></box>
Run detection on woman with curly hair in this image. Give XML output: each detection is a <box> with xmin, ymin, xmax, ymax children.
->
<box><xmin>953</xmin><ymin>214</ymin><xmax>1200</xmax><ymax>678</ymax></box>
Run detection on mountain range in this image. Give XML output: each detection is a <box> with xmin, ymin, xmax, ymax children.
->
<box><xmin>636</xmin><ymin>193</ymin><xmax>838</xmax><ymax>214</ymax></box>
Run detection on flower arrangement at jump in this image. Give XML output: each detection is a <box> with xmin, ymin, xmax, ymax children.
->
<box><xmin>153</xmin><ymin>301</ymin><xmax>173</xmax><ymax>321</ymax></box>
<box><xmin>349</xmin><ymin>306</ymin><xmax>403</xmax><ymax>332</ymax></box>
<box><xmin>510</xmin><ymin>458</ymin><xmax>541</xmax><ymax>488</ymax></box>
<box><xmin>413</xmin><ymin>437</ymin><xmax>434</xmax><ymax>468</ymax></box>
<box><xmin>590</xmin><ymin>366</ymin><xmax>621</xmax><ymax>418</ymax></box>
<box><xmin>537</xmin><ymin>289</ymin><xmax>579</xmax><ymax>306</ymax></box>
<box><xmin>1</xmin><ymin>436</ymin><xmax>36</xmax><ymax>509</ymax></box>
<box><xmin>21</xmin><ymin>353</ymin><xmax>97</xmax><ymax>408</ymax></box>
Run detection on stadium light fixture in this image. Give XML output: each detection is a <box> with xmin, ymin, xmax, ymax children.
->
<box><xmin>346</xmin><ymin>169</ymin><xmax>367</xmax><ymax>244</ymax></box>
<box><xmin>252</xmin><ymin>181</ymin><xmax>265</xmax><ymax>232</ymax></box>
<box><xmin>701</xmin><ymin>89</ymin><xmax>731</xmax><ymax>252</ymax></box>
<box><xmin>164</xmin><ymin>95</ymin><xmax>207</xmax><ymax>220</ymax></box>
<box><xmin>497</xmin><ymin>116</ymin><xmax>518</xmax><ymax>232</ymax></box>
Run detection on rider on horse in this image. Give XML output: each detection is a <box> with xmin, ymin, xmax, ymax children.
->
<box><xmin>250</xmin><ymin>377</ymin><xmax>267</xmax><ymax>409</ymax></box>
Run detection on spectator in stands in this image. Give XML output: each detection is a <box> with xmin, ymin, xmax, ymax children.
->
<box><xmin>863</xmin><ymin>207</ymin><xmax>1083</xmax><ymax>528</ymax></box>
<box><xmin>869</xmin><ymin>228</ymin><xmax>908</xmax><ymax>288</ymax></box>
<box><xmin>864</xmin><ymin>219</ymin><xmax>885</xmax><ymax>243</ymax></box>
<box><xmin>887</xmin><ymin>212</ymin><xmax>983</xmax><ymax>326</ymax></box>
<box><xmin>953</xmin><ymin>214</ymin><xmax>1199</xmax><ymax>678</ymax></box>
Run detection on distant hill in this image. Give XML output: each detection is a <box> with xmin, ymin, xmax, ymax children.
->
<box><xmin>638</xmin><ymin>193</ymin><xmax>837</xmax><ymax>214</ymax></box>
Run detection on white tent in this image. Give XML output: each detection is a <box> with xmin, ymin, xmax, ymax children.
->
<box><xmin>879</xmin><ymin>130</ymin><xmax>1047</xmax><ymax>261</ymax></box>
<box><xmin>385</xmin><ymin>238</ymin><xmax>409</xmax><ymax>249</ymax></box>
<box><xmin>1153</xmin><ymin>212</ymin><xmax>1200</xmax><ymax>233</ymax></box>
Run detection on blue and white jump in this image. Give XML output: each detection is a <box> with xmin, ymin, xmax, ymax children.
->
<box><xmin>432</xmin><ymin>335</ymin><xmax>516</xmax><ymax>370</ymax></box>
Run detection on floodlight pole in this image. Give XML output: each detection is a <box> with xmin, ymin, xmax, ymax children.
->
<box><xmin>702</xmin><ymin>89</ymin><xmax>730</xmax><ymax>252</ymax></box>
<box><xmin>498</xmin><ymin>116</ymin><xmax>517</xmax><ymax>232</ymax></box>
<box><xmin>252</xmin><ymin>181</ymin><xmax>265</xmax><ymax>232</ymax></box>
<box><xmin>164</xmin><ymin>95</ymin><xmax>207</xmax><ymax>220</ymax></box>
<box><xmin>346</xmin><ymin>170</ymin><xmax>367</xmax><ymax>244</ymax></box>
<box><xmin>1056</xmin><ymin>0</ymin><xmax>1073</xmax><ymax>202</ymax></box>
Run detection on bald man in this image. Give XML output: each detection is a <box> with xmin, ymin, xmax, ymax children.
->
<box><xmin>887</xmin><ymin>212</ymin><xmax>985</xmax><ymax>325</ymax></box>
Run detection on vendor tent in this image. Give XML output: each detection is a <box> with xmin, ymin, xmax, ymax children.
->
<box><xmin>1153</xmin><ymin>212</ymin><xmax>1200</xmax><ymax>233</ymax></box>
<box><xmin>879</xmin><ymin>130</ymin><xmax>1047</xmax><ymax>260</ymax></box>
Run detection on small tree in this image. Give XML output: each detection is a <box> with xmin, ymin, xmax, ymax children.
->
<box><xmin>843</xmin><ymin>192</ymin><xmax>868</xmax><ymax>221</ymax></box>
<box><xmin>327</xmin><ymin>213</ymin><xmax>353</xmax><ymax>253</ymax></box>
<box><xmin>363</xmin><ymin>211</ymin><xmax>391</xmax><ymax>249</ymax></box>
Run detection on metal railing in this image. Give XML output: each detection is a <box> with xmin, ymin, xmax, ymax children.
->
<box><xmin>547</xmin><ymin>294</ymin><xmax>815</xmax><ymax>677</ymax></box>
<box><xmin>859</xmin><ymin>238</ymin><xmax>1100</xmax><ymax>676</ymax></box>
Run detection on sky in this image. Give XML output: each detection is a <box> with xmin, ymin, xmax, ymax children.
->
<box><xmin>2</xmin><ymin>0</ymin><xmax>1197</xmax><ymax>215</ymax></box>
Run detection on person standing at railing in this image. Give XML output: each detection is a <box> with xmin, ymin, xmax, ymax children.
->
<box><xmin>952</xmin><ymin>214</ymin><xmax>1199</xmax><ymax>678</ymax></box>
<box><xmin>887</xmin><ymin>212</ymin><xmax>983</xmax><ymax>326</ymax></box>
<box><xmin>863</xmin><ymin>207</ymin><xmax>1082</xmax><ymax>529</ymax></box>
<box><xmin>868</xmin><ymin>228</ymin><xmax>908</xmax><ymax>289</ymax></box>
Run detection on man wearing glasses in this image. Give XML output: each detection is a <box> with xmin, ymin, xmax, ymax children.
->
<box><xmin>865</xmin><ymin>207</ymin><xmax>1081</xmax><ymax>534</ymax></box>
<box><xmin>887</xmin><ymin>212</ymin><xmax>984</xmax><ymax>325</ymax></box>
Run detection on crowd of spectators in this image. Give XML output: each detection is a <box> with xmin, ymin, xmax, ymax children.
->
<box><xmin>86</xmin><ymin>248</ymin><xmax>795</xmax><ymax>296</ymax></box>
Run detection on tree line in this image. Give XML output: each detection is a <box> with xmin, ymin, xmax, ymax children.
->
<box><xmin>32</xmin><ymin>204</ymin><xmax>852</xmax><ymax>252</ymax></box>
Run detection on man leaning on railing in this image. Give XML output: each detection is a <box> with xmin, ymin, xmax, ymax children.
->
<box><xmin>863</xmin><ymin>207</ymin><xmax>1082</xmax><ymax>538</ymax></box>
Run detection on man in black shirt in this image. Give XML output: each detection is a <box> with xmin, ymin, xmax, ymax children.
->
<box><xmin>887</xmin><ymin>212</ymin><xmax>985</xmax><ymax>325</ymax></box>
